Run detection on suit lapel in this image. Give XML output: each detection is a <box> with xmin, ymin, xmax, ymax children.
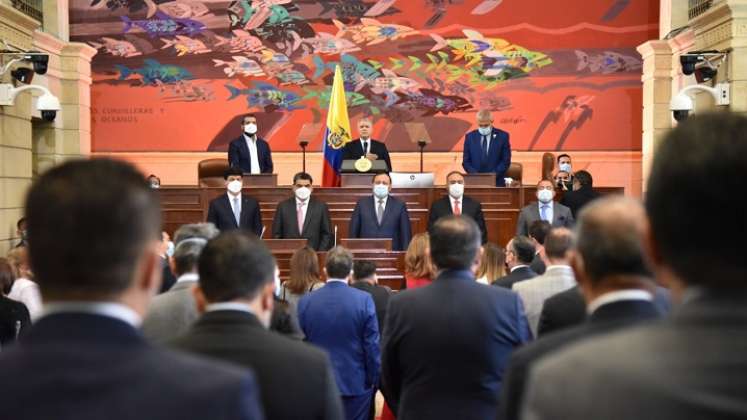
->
<box><xmin>300</xmin><ymin>199</ymin><xmax>314</xmax><ymax>235</ymax></box>
<box><xmin>380</xmin><ymin>197</ymin><xmax>394</xmax><ymax>226</ymax></box>
<box><xmin>221</xmin><ymin>195</ymin><xmax>240</xmax><ymax>228</ymax></box>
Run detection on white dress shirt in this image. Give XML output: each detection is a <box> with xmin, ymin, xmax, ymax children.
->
<box><xmin>7</xmin><ymin>277</ymin><xmax>43</xmax><ymax>320</ymax></box>
<box><xmin>244</xmin><ymin>134</ymin><xmax>261</xmax><ymax>174</ymax></box>
<box><xmin>227</xmin><ymin>191</ymin><xmax>242</xmax><ymax>214</ymax></box>
<box><xmin>538</xmin><ymin>201</ymin><xmax>554</xmax><ymax>223</ymax></box>
<box><xmin>42</xmin><ymin>301</ymin><xmax>142</xmax><ymax>327</ymax></box>
<box><xmin>510</xmin><ymin>264</ymin><xmax>530</xmax><ymax>273</ymax></box>
<box><xmin>450</xmin><ymin>195</ymin><xmax>463</xmax><ymax>214</ymax></box>
<box><xmin>326</xmin><ymin>278</ymin><xmax>348</xmax><ymax>284</ymax></box>
<box><xmin>587</xmin><ymin>289</ymin><xmax>653</xmax><ymax>314</ymax></box>
<box><xmin>360</xmin><ymin>138</ymin><xmax>372</xmax><ymax>155</ymax></box>
<box><xmin>175</xmin><ymin>272</ymin><xmax>199</xmax><ymax>284</ymax></box>
<box><xmin>296</xmin><ymin>198</ymin><xmax>309</xmax><ymax>227</ymax></box>
<box><xmin>205</xmin><ymin>302</ymin><xmax>255</xmax><ymax>314</ymax></box>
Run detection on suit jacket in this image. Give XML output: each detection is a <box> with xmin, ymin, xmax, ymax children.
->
<box><xmin>142</xmin><ymin>279</ymin><xmax>199</xmax><ymax>344</ymax></box>
<box><xmin>462</xmin><ymin>127</ymin><xmax>512</xmax><ymax>187</ymax></box>
<box><xmin>523</xmin><ymin>289</ymin><xmax>747</xmax><ymax>420</ymax></box>
<box><xmin>500</xmin><ymin>298</ymin><xmax>661</xmax><ymax>420</ymax></box>
<box><xmin>342</xmin><ymin>139</ymin><xmax>392</xmax><ymax>172</ymax></box>
<box><xmin>207</xmin><ymin>193</ymin><xmax>263</xmax><ymax>235</ymax></box>
<box><xmin>159</xmin><ymin>256</ymin><xmax>176</xmax><ymax>294</ymax></box>
<box><xmin>170</xmin><ymin>310</ymin><xmax>343</xmax><ymax>420</ymax></box>
<box><xmin>530</xmin><ymin>253</ymin><xmax>546</xmax><ymax>275</ymax></box>
<box><xmin>512</xmin><ymin>265</ymin><xmax>576</xmax><ymax>337</ymax></box>
<box><xmin>427</xmin><ymin>195</ymin><xmax>488</xmax><ymax>244</ymax></box>
<box><xmin>493</xmin><ymin>266</ymin><xmax>538</xmax><ymax>289</ymax></box>
<box><xmin>351</xmin><ymin>281</ymin><xmax>391</xmax><ymax>334</ymax></box>
<box><xmin>560</xmin><ymin>186</ymin><xmax>600</xmax><ymax>218</ymax></box>
<box><xmin>516</xmin><ymin>201</ymin><xmax>574</xmax><ymax>236</ymax></box>
<box><xmin>0</xmin><ymin>296</ymin><xmax>30</xmax><ymax>347</ymax></box>
<box><xmin>0</xmin><ymin>313</ymin><xmax>263</xmax><ymax>420</ymax></box>
<box><xmin>382</xmin><ymin>269</ymin><xmax>531</xmax><ymax>420</ymax></box>
<box><xmin>272</xmin><ymin>197</ymin><xmax>333</xmax><ymax>251</ymax></box>
<box><xmin>349</xmin><ymin>195</ymin><xmax>412</xmax><ymax>251</ymax></box>
<box><xmin>228</xmin><ymin>135</ymin><xmax>273</xmax><ymax>174</ymax></box>
<box><xmin>298</xmin><ymin>282</ymin><xmax>380</xmax><ymax>397</ymax></box>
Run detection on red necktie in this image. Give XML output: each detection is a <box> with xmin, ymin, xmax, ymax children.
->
<box><xmin>297</xmin><ymin>202</ymin><xmax>304</xmax><ymax>233</ymax></box>
<box><xmin>454</xmin><ymin>200</ymin><xmax>461</xmax><ymax>215</ymax></box>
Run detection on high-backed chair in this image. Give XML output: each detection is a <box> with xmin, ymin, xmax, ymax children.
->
<box><xmin>542</xmin><ymin>152</ymin><xmax>555</xmax><ymax>181</ymax></box>
<box><xmin>198</xmin><ymin>158</ymin><xmax>229</xmax><ymax>187</ymax></box>
<box><xmin>505</xmin><ymin>162</ymin><xmax>523</xmax><ymax>185</ymax></box>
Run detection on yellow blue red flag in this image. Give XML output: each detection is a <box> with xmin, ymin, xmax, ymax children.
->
<box><xmin>321</xmin><ymin>64</ymin><xmax>352</xmax><ymax>187</ymax></box>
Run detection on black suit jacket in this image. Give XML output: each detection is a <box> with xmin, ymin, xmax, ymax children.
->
<box><xmin>351</xmin><ymin>281</ymin><xmax>391</xmax><ymax>334</ymax></box>
<box><xmin>159</xmin><ymin>256</ymin><xmax>176</xmax><ymax>293</ymax></box>
<box><xmin>428</xmin><ymin>195</ymin><xmax>487</xmax><ymax>244</ymax></box>
<box><xmin>170</xmin><ymin>310</ymin><xmax>344</xmax><ymax>420</ymax></box>
<box><xmin>560</xmin><ymin>186</ymin><xmax>600</xmax><ymax>218</ymax></box>
<box><xmin>0</xmin><ymin>313</ymin><xmax>263</xmax><ymax>420</ymax></box>
<box><xmin>272</xmin><ymin>197</ymin><xmax>333</xmax><ymax>251</ymax></box>
<box><xmin>530</xmin><ymin>253</ymin><xmax>546</xmax><ymax>275</ymax></box>
<box><xmin>0</xmin><ymin>296</ymin><xmax>30</xmax><ymax>347</ymax></box>
<box><xmin>500</xmin><ymin>299</ymin><xmax>661</xmax><ymax>420</ymax></box>
<box><xmin>207</xmin><ymin>193</ymin><xmax>263</xmax><ymax>235</ymax></box>
<box><xmin>342</xmin><ymin>139</ymin><xmax>392</xmax><ymax>172</ymax></box>
<box><xmin>228</xmin><ymin>135</ymin><xmax>273</xmax><ymax>174</ymax></box>
<box><xmin>493</xmin><ymin>266</ymin><xmax>537</xmax><ymax>289</ymax></box>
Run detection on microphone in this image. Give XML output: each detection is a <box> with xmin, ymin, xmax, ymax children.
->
<box><xmin>334</xmin><ymin>225</ymin><xmax>338</xmax><ymax>247</ymax></box>
<box><xmin>299</xmin><ymin>140</ymin><xmax>309</xmax><ymax>172</ymax></box>
<box><xmin>260</xmin><ymin>226</ymin><xmax>266</xmax><ymax>239</ymax></box>
<box><xmin>417</xmin><ymin>139</ymin><xmax>428</xmax><ymax>173</ymax></box>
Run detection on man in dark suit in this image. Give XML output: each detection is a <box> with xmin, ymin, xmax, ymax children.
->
<box><xmin>207</xmin><ymin>166</ymin><xmax>263</xmax><ymax>235</ymax></box>
<box><xmin>523</xmin><ymin>113</ymin><xmax>747</xmax><ymax>419</ymax></box>
<box><xmin>228</xmin><ymin>113</ymin><xmax>273</xmax><ymax>174</ymax></box>
<box><xmin>516</xmin><ymin>179</ymin><xmax>574</xmax><ymax>236</ymax></box>
<box><xmin>351</xmin><ymin>260</ymin><xmax>391</xmax><ymax>333</ymax></box>
<box><xmin>349</xmin><ymin>172</ymin><xmax>412</xmax><ymax>251</ymax></box>
<box><xmin>272</xmin><ymin>172</ymin><xmax>333</xmax><ymax>251</ymax></box>
<box><xmin>528</xmin><ymin>220</ymin><xmax>550</xmax><ymax>275</ymax></box>
<box><xmin>170</xmin><ymin>231</ymin><xmax>344</xmax><ymax>420</ymax></box>
<box><xmin>382</xmin><ymin>216</ymin><xmax>531</xmax><ymax>419</ymax></box>
<box><xmin>501</xmin><ymin>196</ymin><xmax>663</xmax><ymax>420</ymax></box>
<box><xmin>0</xmin><ymin>159</ymin><xmax>263</xmax><ymax>420</ymax></box>
<box><xmin>428</xmin><ymin>171</ymin><xmax>488</xmax><ymax>243</ymax></box>
<box><xmin>560</xmin><ymin>170</ymin><xmax>601</xmax><ymax>218</ymax></box>
<box><xmin>298</xmin><ymin>247</ymin><xmax>380</xmax><ymax>420</ymax></box>
<box><xmin>342</xmin><ymin>117</ymin><xmax>392</xmax><ymax>171</ymax></box>
<box><xmin>462</xmin><ymin>109</ymin><xmax>512</xmax><ymax>186</ymax></box>
<box><xmin>493</xmin><ymin>236</ymin><xmax>537</xmax><ymax>289</ymax></box>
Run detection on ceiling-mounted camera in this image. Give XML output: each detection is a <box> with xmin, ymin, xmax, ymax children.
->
<box><xmin>670</xmin><ymin>83</ymin><xmax>730</xmax><ymax>122</ymax></box>
<box><xmin>1</xmin><ymin>51</ymin><xmax>49</xmax><ymax>85</ymax></box>
<box><xmin>679</xmin><ymin>50</ymin><xmax>727</xmax><ymax>83</ymax></box>
<box><xmin>0</xmin><ymin>83</ymin><xmax>61</xmax><ymax>122</ymax></box>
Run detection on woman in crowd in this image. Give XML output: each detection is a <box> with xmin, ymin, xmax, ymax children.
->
<box><xmin>279</xmin><ymin>246</ymin><xmax>325</xmax><ymax>308</ymax></box>
<box><xmin>404</xmin><ymin>232</ymin><xmax>435</xmax><ymax>289</ymax></box>
<box><xmin>0</xmin><ymin>257</ymin><xmax>31</xmax><ymax>348</ymax></box>
<box><xmin>6</xmin><ymin>246</ymin><xmax>42</xmax><ymax>320</ymax></box>
<box><xmin>475</xmin><ymin>242</ymin><xmax>506</xmax><ymax>284</ymax></box>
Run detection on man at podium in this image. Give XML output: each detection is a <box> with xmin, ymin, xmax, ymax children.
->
<box><xmin>462</xmin><ymin>110</ymin><xmax>512</xmax><ymax>186</ymax></box>
<box><xmin>227</xmin><ymin>114</ymin><xmax>274</xmax><ymax>174</ymax></box>
<box><xmin>349</xmin><ymin>173</ymin><xmax>411</xmax><ymax>251</ymax></box>
<box><xmin>271</xmin><ymin>172</ymin><xmax>333</xmax><ymax>251</ymax></box>
<box><xmin>342</xmin><ymin>118</ymin><xmax>392</xmax><ymax>172</ymax></box>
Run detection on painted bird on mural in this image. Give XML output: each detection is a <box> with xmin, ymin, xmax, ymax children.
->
<box><xmin>121</xmin><ymin>11</ymin><xmax>205</xmax><ymax>38</ymax></box>
<box><xmin>528</xmin><ymin>95</ymin><xmax>594</xmax><ymax>150</ymax></box>
<box><xmin>115</xmin><ymin>59</ymin><xmax>194</xmax><ymax>85</ymax></box>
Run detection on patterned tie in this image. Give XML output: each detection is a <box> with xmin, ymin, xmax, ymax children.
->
<box><xmin>233</xmin><ymin>197</ymin><xmax>241</xmax><ymax>226</ymax></box>
<box><xmin>540</xmin><ymin>204</ymin><xmax>549</xmax><ymax>222</ymax></box>
<box><xmin>297</xmin><ymin>202</ymin><xmax>304</xmax><ymax>234</ymax></box>
<box><xmin>454</xmin><ymin>199</ymin><xmax>461</xmax><ymax>215</ymax></box>
<box><xmin>377</xmin><ymin>199</ymin><xmax>385</xmax><ymax>225</ymax></box>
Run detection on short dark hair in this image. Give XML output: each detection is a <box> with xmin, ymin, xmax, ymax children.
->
<box><xmin>224</xmin><ymin>166</ymin><xmax>243</xmax><ymax>179</ymax></box>
<box><xmin>242</xmin><ymin>113</ymin><xmax>257</xmax><ymax>121</ymax></box>
<box><xmin>528</xmin><ymin>220</ymin><xmax>551</xmax><ymax>245</ymax></box>
<box><xmin>557</xmin><ymin>153</ymin><xmax>571</xmax><ymax>163</ymax></box>
<box><xmin>372</xmin><ymin>172</ymin><xmax>391</xmax><ymax>184</ymax></box>
<box><xmin>544</xmin><ymin>228</ymin><xmax>574</xmax><ymax>260</ymax></box>
<box><xmin>353</xmin><ymin>260</ymin><xmax>377</xmax><ymax>281</ymax></box>
<box><xmin>430</xmin><ymin>216</ymin><xmax>481</xmax><ymax>270</ymax></box>
<box><xmin>446</xmin><ymin>171</ymin><xmax>464</xmax><ymax>182</ymax></box>
<box><xmin>325</xmin><ymin>246</ymin><xmax>354</xmax><ymax>279</ymax></box>
<box><xmin>16</xmin><ymin>217</ymin><xmax>26</xmax><ymax>230</ymax></box>
<box><xmin>25</xmin><ymin>158</ymin><xmax>161</xmax><ymax>299</ymax></box>
<box><xmin>646</xmin><ymin>112</ymin><xmax>747</xmax><ymax>286</ymax></box>
<box><xmin>198</xmin><ymin>231</ymin><xmax>275</xmax><ymax>302</ymax></box>
<box><xmin>575</xmin><ymin>170</ymin><xmax>593</xmax><ymax>187</ymax></box>
<box><xmin>510</xmin><ymin>236</ymin><xmax>536</xmax><ymax>264</ymax></box>
<box><xmin>293</xmin><ymin>172</ymin><xmax>313</xmax><ymax>185</ymax></box>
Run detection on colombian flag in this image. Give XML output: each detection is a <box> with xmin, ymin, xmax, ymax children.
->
<box><xmin>321</xmin><ymin>65</ymin><xmax>351</xmax><ymax>187</ymax></box>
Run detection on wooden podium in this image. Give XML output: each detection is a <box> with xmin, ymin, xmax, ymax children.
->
<box><xmin>263</xmin><ymin>238</ymin><xmax>308</xmax><ymax>251</ymax></box>
<box><xmin>243</xmin><ymin>173</ymin><xmax>278</xmax><ymax>186</ymax></box>
<box><xmin>339</xmin><ymin>238</ymin><xmax>392</xmax><ymax>251</ymax></box>
<box><xmin>463</xmin><ymin>173</ymin><xmax>496</xmax><ymax>186</ymax></box>
<box><xmin>341</xmin><ymin>173</ymin><xmax>375</xmax><ymax>187</ymax></box>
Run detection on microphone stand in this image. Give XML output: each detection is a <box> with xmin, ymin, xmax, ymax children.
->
<box><xmin>417</xmin><ymin>140</ymin><xmax>427</xmax><ymax>173</ymax></box>
<box><xmin>299</xmin><ymin>140</ymin><xmax>309</xmax><ymax>172</ymax></box>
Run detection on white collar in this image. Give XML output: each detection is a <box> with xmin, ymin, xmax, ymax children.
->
<box><xmin>176</xmin><ymin>273</ymin><xmax>199</xmax><ymax>284</ymax></box>
<box><xmin>42</xmin><ymin>301</ymin><xmax>142</xmax><ymax>327</ymax></box>
<box><xmin>205</xmin><ymin>302</ymin><xmax>255</xmax><ymax>314</ymax></box>
<box><xmin>326</xmin><ymin>278</ymin><xmax>348</xmax><ymax>284</ymax></box>
<box><xmin>227</xmin><ymin>192</ymin><xmax>242</xmax><ymax>200</ymax></box>
<box><xmin>587</xmin><ymin>289</ymin><xmax>653</xmax><ymax>314</ymax></box>
<box><xmin>296</xmin><ymin>198</ymin><xmax>310</xmax><ymax>207</ymax></box>
<box><xmin>374</xmin><ymin>195</ymin><xmax>388</xmax><ymax>206</ymax></box>
<box><xmin>545</xmin><ymin>264</ymin><xmax>572</xmax><ymax>272</ymax></box>
<box><xmin>510</xmin><ymin>264</ymin><xmax>530</xmax><ymax>272</ymax></box>
<box><xmin>243</xmin><ymin>134</ymin><xmax>257</xmax><ymax>142</ymax></box>
<box><xmin>450</xmin><ymin>195</ymin><xmax>463</xmax><ymax>204</ymax></box>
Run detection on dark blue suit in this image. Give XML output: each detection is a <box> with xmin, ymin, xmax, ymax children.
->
<box><xmin>298</xmin><ymin>282</ymin><xmax>380</xmax><ymax>420</ymax></box>
<box><xmin>228</xmin><ymin>135</ymin><xmax>274</xmax><ymax>174</ymax></box>
<box><xmin>0</xmin><ymin>313</ymin><xmax>263</xmax><ymax>420</ymax></box>
<box><xmin>462</xmin><ymin>127</ymin><xmax>512</xmax><ymax>187</ymax></box>
<box><xmin>349</xmin><ymin>195</ymin><xmax>412</xmax><ymax>251</ymax></box>
<box><xmin>382</xmin><ymin>270</ymin><xmax>531</xmax><ymax>420</ymax></box>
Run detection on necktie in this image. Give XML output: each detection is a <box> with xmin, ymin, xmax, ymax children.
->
<box><xmin>362</xmin><ymin>140</ymin><xmax>368</xmax><ymax>155</ymax></box>
<box><xmin>377</xmin><ymin>199</ymin><xmax>385</xmax><ymax>225</ymax></box>
<box><xmin>454</xmin><ymin>199</ymin><xmax>461</xmax><ymax>215</ymax></box>
<box><xmin>481</xmin><ymin>136</ymin><xmax>488</xmax><ymax>158</ymax></box>
<box><xmin>297</xmin><ymin>202</ymin><xmax>304</xmax><ymax>233</ymax></box>
<box><xmin>233</xmin><ymin>197</ymin><xmax>241</xmax><ymax>226</ymax></box>
<box><xmin>540</xmin><ymin>204</ymin><xmax>549</xmax><ymax>222</ymax></box>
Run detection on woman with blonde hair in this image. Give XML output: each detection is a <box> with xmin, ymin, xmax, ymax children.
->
<box><xmin>6</xmin><ymin>246</ymin><xmax>42</xmax><ymax>319</ymax></box>
<box><xmin>404</xmin><ymin>232</ymin><xmax>435</xmax><ymax>289</ymax></box>
<box><xmin>279</xmin><ymin>246</ymin><xmax>325</xmax><ymax>308</ymax></box>
<box><xmin>475</xmin><ymin>242</ymin><xmax>506</xmax><ymax>284</ymax></box>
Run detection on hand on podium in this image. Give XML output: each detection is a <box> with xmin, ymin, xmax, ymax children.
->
<box><xmin>365</xmin><ymin>153</ymin><xmax>379</xmax><ymax>161</ymax></box>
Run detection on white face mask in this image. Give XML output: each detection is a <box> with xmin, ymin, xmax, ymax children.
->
<box><xmin>295</xmin><ymin>186</ymin><xmax>311</xmax><ymax>201</ymax></box>
<box><xmin>373</xmin><ymin>184</ymin><xmax>389</xmax><ymax>199</ymax></box>
<box><xmin>537</xmin><ymin>189</ymin><xmax>554</xmax><ymax>203</ymax></box>
<box><xmin>274</xmin><ymin>267</ymin><xmax>281</xmax><ymax>297</ymax></box>
<box><xmin>559</xmin><ymin>163</ymin><xmax>572</xmax><ymax>173</ymax></box>
<box><xmin>448</xmin><ymin>183</ymin><xmax>464</xmax><ymax>198</ymax></box>
<box><xmin>227</xmin><ymin>180</ymin><xmax>243</xmax><ymax>194</ymax></box>
<box><xmin>478</xmin><ymin>126</ymin><xmax>492</xmax><ymax>136</ymax></box>
<box><xmin>165</xmin><ymin>241</ymin><xmax>175</xmax><ymax>258</ymax></box>
<box><xmin>244</xmin><ymin>123</ymin><xmax>257</xmax><ymax>135</ymax></box>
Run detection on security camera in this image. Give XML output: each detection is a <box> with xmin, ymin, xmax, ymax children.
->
<box><xmin>23</xmin><ymin>52</ymin><xmax>49</xmax><ymax>75</ymax></box>
<box><xmin>679</xmin><ymin>50</ymin><xmax>726</xmax><ymax>83</ymax></box>
<box><xmin>670</xmin><ymin>93</ymin><xmax>693</xmax><ymax>122</ymax></box>
<box><xmin>670</xmin><ymin>84</ymin><xmax>729</xmax><ymax>122</ymax></box>
<box><xmin>0</xmin><ymin>51</ymin><xmax>49</xmax><ymax>82</ymax></box>
<box><xmin>0</xmin><ymin>83</ymin><xmax>61</xmax><ymax>122</ymax></box>
<box><xmin>37</xmin><ymin>91</ymin><xmax>60</xmax><ymax>122</ymax></box>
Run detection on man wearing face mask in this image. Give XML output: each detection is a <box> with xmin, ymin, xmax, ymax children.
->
<box><xmin>427</xmin><ymin>171</ymin><xmax>488</xmax><ymax>244</ymax></box>
<box><xmin>15</xmin><ymin>218</ymin><xmax>28</xmax><ymax>248</ymax></box>
<box><xmin>227</xmin><ymin>114</ymin><xmax>274</xmax><ymax>174</ymax></box>
<box><xmin>557</xmin><ymin>154</ymin><xmax>574</xmax><ymax>181</ymax></box>
<box><xmin>206</xmin><ymin>167</ymin><xmax>263</xmax><ymax>235</ymax></box>
<box><xmin>271</xmin><ymin>172</ymin><xmax>333</xmax><ymax>251</ymax></box>
<box><xmin>516</xmin><ymin>179</ymin><xmax>574</xmax><ymax>236</ymax></box>
<box><xmin>560</xmin><ymin>170</ymin><xmax>600</xmax><ymax>218</ymax></box>
<box><xmin>342</xmin><ymin>117</ymin><xmax>392</xmax><ymax>171</ymax></box>
<box><xmin>349</xmin><ymin>172</ymin><xmax>412</xmax><ymax>251</ymax></box>
<box><xmin>462</xmin><ymin>109</ymin><xmax>512</xmax><ymax>186</ymax></box>
<box><xmin>553</xmin><ymin>171</ymin><xmax>572</xmax><ymax>191</ymax></box>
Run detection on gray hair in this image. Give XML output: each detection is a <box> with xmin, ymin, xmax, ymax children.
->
<box><xmin>174</xmin><ymin>223</ymin><xmax>219</xmax><ymax>245</ymax></box>
<box><xmin>172</xmin><ymin>223</ymin><xmax>219</xmax><ymax>276</ymax></box>
<box><xmin>476</xmin><ymin>109</ymin><xmax>493</xmax><ymax>121</ymax></box>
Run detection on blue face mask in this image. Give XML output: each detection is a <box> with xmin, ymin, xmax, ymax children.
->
<box><xmin>559</xmin><ymin>163</ymin><xmax>572</xmax><ymax>173</ymax></box>
<box><xmin>478</xmin><ymin>126</ymin><xmax>492</xmax><ymax>136</ymax></box>
<box><xmin>373</xmin><ymin>184</ymin><xmax>389</xmax><ymax>199</ymax></box>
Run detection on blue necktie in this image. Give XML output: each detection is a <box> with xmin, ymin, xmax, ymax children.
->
<box><xmin>481</xmin><ymin>136</ymin><xmax>488</xmax><ymax>159</ymax></box>
<box><xmin>233</xmin><ymin>197</ymin><xmax>241</xmax><ymax>226</ymax></box>
<box><xmin>541</xmin><ymin>204</ymin><xmax>549</xmax><ymax>222</ymax></box>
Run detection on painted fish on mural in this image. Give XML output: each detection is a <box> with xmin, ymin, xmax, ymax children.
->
<box><xmin>90</xmin><ymin>0</ymin><xmax>158</xmax><ymax>16</ymax></box>
<box><xmin>158</xmin><ymin>0</ymin><xmax>210</xmax><ymax>19</ymax></box>
<box><xmin>161</xmin><ymin>36</ymin><xmax>211</xmax><ymax>56</ymax></box>
<box><xmin>121</xmin><ymin>11</ymin><xmax>205</xmax><ymax>38</ymax></box>
<box><xmin>396</xmin><ymin>88</ymin><xmax>472</xmax><ymax>116</ymax></box>
<box><xmin>227</xmin><ymin>0</ymin><xmax>294</xmax><ymax>31</ymax></box>
<box><xmin>575</xmin><ymin>50</ymin><xmax>641</xmax><ymax>74</ymax></box>
<box><xmin>115</xmin><ymin>59</ymin><xmax>194</xmax><ymax>85</ymax></box>
<box><xmin>275</xmin><ymin>69</ymin><xmax>311</xmax><ymax>85</ymax></box>
<box><xmin>225</xmin><ymin>82</ymin><xmax>304</xmax><ymax>112</ymax></box>
<box><xmin>301</xmin><ymin>32</ymin><xmax>361</xmax><ymax>55</ymax></box>
<box><xmin>364</xmin><ymin>69</ymin><xmax>420</xmax><ymax>105</ymax></box>
<box><xmin>213</xmin><ymin>56</ymin><xmax>266</xmax><ymax>77</ymax></box>
<box><xmin>333</xmin><ymin>18</ymin><xmax>419</xmax><ymax>46</ymax></box>
<box><xmin>214</xmin><ymin>30</ymin><xmax>266</xmax><ymax>53</ymax></box>
<box><xmin>156</xmin><ymin>80</ymin><xmax>215</xmax><ymax>102</ymax></box>
<box><xmin>302</xmin><ymin>87</ymin><xmax>370</xmax><ymax>108</ymax></box>
<box><xmin>89</xmin><ymin>37</ymin><xmax>143</xmax><ymax>58</ymax></box>
<box><xmin>479</xmin><ymin>93</ymin><xmax>513</xmax><ymax>111</ymax></box>
<box><xmin>471</xmin><ymin>0</ymin><xmax>503</xmax><ymax>15</ymax></box>
<box><xmin>292</xmin><ymin>0</ymin><xmax>400</xmax><ymax>21</ymax></box>
<box><xmin>312</xmin><ymin>55</ymin><xmax>382</xmax><ymax>92</ymax></box>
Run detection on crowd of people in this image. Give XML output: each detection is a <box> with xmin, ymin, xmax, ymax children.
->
<box><xmin>1</xmin><ymin>112</ymin><xmax>746</xmax><ymax>420</ymax></box>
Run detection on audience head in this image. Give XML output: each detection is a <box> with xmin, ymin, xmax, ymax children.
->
<box><xmin>544</xmin><ymin>228</ymin><xmax>574</xmax><ymax>265</ymax></box>
<box><xmin>285</xmin><ymin>246</ymin><xmax>321</xmax><ymax>294</ymax></box>
<box><xmin>224</xmin><ymin>166</ymin><xmax>244</xmax><ymax>196</ymax></box>
<box><xmin>147</xmin><ymin>174</ymin><xmax>160</xmax><ymax>189</ymax></box>
<box><xmin>529</xmin><ymin>220</ymin><xmax>552</xmax><ymax>247</ymax></box>
<box><xmin>6</xmin><ymin>246</ymin><xmax>31</xmax><ymax>280</ymax></box>
<box><xmin>325</xmin><ymin>246</ymin><xmax>354</xmax><ymax>281</ymax></box>
<box><xmin>405</xmin><ymin>232</ymin><xmax>434</xmax><ymax>280</ymax></box>
<box><xmin>170</xmin><ymin>222</ymin><xmax>219</xmax><ymax>278</ymax></box>
<box><xmin>430</xmin><ymin>216</ymin><xmax>482</xmax><ymax>272</ymax></box>
<box><xmin>0</xmin><ymin>258</ymin><xmax>15</xmax><ymax>296</ymax></box>
<box><xmin>358</xmin><ymin>117</ymin><xmax>373</xmax><ymax>139</ymax></box>
<box><xmin>173</xmin><ymin>223</ymin><xmax>219</xmax><ymax>245</ymax></box>
<box><xmin>372</xmin><ymin>172</ymin><xmax>392</xmax><ymax>198</ymax></box>
<box><xmin>196</xmin><ymin>231</ymin><xmax>276</xmax><ymax>326</ymax></box>
<box><xmin>242</xmin><ymin>113</ymin><xmax>258</xmax><ymax>136</ymax></box>
<box><xmin>476</xmin><ymin>242</ymin><xmax>506</xmax><ymax>282</ymax></box>
<box><xmin>446</xmin><ymin>171</ymin><xmax>465</xmax><ymax>199</ymax></box>
<box><xmin>16</xmin><ymin>217</ymin><xmax>27</xmax><ymax>242</ymax></box>
<box><xmin>553</xmin><ymin>171</ymin><xmax>571</xmax><ymax>190</ymax></box>
<box><xmin>573</xmin><ymin>170</ymin><xmax>593</xmax><ymax>191</ymax></box>
<box><xmin>646</xmin><ymin>112</ymin><xmax>747</xmax><ymax>292</ymax></box>
<box><xmin>557</xmin><ymin>153</ymin><xmax>572</xmax><ymax>173</ymax></box>
<box><xmin>353</xmin><ymin>261</ymin><xmax>378</xmax><ymax>284</ymax></box>
<box><xmin>292</xmin><ymin>172</ymin><xmax>314</xmax><ymax>201</ymax></box>
<box><xmin>505</xmin><ymin>236</ymin><xmax>536</xmax><ymax>269</ymax></box>
<box><xmin>24</xmin><ymin>158</ymin><xmax>162</xmax><ymax>313</ymax></box>
<box><xmin>536</xmin><ymin>179</ymin><xmax>555</xmax><ymax>204</ymax></box>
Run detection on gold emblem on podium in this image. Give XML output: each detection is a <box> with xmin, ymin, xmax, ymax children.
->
<box><xmin>354</xmin><ymin>156</ymin><xmax>373</xmax><ymax>172</ymax></box>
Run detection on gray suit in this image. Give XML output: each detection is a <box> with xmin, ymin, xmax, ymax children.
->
<box><xmin>522</xmin><ymin>289</ymin><xmax>747</xmax><ymax>419</ymax></box>
<box><xmin>516</xmin><ymin>202</ymin><xmax>574</xmax><ymax>236</ymax></box>
<box><xmin>142</xmin><ymin>279</ymin><xmax>199</xmax><ymax>343</ymax></box>
<box><xmin>512</xmin><ymin>266</ymin><xmax>576</xmax><ymax>337</ymax></box>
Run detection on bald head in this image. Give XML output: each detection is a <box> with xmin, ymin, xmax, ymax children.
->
<box><xmin>544</xmin><ymin>228</ymin><xmax>574</xmax><ymax>263</ymax></box>
<box><xmin>430</xmin><ymin>215</ymin><xmax>481</xmax><ymax>271</ymax></box>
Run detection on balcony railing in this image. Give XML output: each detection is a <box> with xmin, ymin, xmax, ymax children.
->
<box><xmin>689</xmin><ymin>0</ymin><xmax>713</xmax><ymax>20</ymax></box>
<box><xmin>10</xmin><ymin>0</ymin><xmax>43</xmax><ymax>23</ymax></box>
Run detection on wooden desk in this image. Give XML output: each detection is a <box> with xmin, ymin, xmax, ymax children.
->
<box><xmin>243</xmin><ymin>173</ymin><xmax>278</xmax><ymax>186</ymax></box>
<box><xmin>341</xmin><ymin>173</ymin><xmax>376</xmax><ymax>187</ymax></box>
<box><xmin>464</xmin><ymin>173</ymin><xmax>496</xmax><ymax>186</ymax></box>
<box><xmin>339</xmin><ymin>238</ymin><xmax>392</xmax><ymax>251</ymax></box>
